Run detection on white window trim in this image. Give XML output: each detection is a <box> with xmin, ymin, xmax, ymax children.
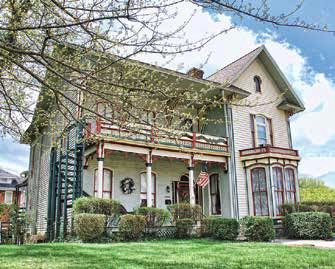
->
<box><xmin>254</xmin><ymin>115</ymin><xmax>271</xmax><ymax>146</ymax></box>
<box><xmin>5</xmin><ymin>191</ymin><xmax>13</xmax><ymax>204</ymax></box>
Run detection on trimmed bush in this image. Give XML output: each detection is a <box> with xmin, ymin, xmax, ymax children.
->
<box><xmin>119</xmin><ymin>215</ymin><xmax>146</xmax><ymax>241</ymax></box>
<box><xmin>168</xmin><ymin>203</ymin><xmax>202</xmax><ymax>223</ymax></box>
<box><xmin>284</xmin><ymin>212</ymin><xmax>332</xmax><ymax>240</ymax></box>
<box><xmin>211</xmin><ymin>218</ymin><xmax>239</xmax><ymax>241</ymax></box>
<box><xmin>135</xmin><ymin>207</ymin><xmax>169</xmax><ymax>228</ymax></box>
<box><xmin>73</xmin><ymin>197</ymin><xmax>121</xmax><ymax>216</ymax></box>
<box><xmin>74</xmin><ymin>213</ymin><xmax>105</xmax><ymax>242</ymax></box>
<box><xmin>201</xmin><ymin>217</ymin><xmax>216</xmax><ymax>237</ymax></box>
<box><xmin>175</xmin><ymin>218</ymin><xmax>193</xmax><ymax>238</ymax></box>
<box><xmin>240</xmin><ymin>216</ymin><xmax>275</xmax><ymax>242</ymax></box>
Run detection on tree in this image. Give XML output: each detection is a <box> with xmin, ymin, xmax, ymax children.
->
<box><xmin>0</xmin><ymin>0</ymin><xmax>332</xmax><ymax>140</ymax></box>
<box><xmin>299</xmin><ymin>178</ymin><xmax>335</xmax><ymax>203</ymax></box>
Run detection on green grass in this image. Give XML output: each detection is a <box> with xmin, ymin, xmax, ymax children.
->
<box><xmin>0</xmin><ymin>239</ymin><xmax>334</xmax><ymax>268</ymax></box>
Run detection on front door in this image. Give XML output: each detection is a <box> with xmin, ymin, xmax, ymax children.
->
<box><xmin>172</xmin><ymin>175</ymin><xmax>203</xmax><ymax>211</ymax></box>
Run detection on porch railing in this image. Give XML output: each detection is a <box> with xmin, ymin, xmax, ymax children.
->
<box><xmin>86</xmin><ymin>119</ymin><xmax>229</xmax><ymax>153</ymax></box>
<box><xmin>240</xmin><ymin>145</ymin><xmax>299</xmax><ymax>157</ymax></box>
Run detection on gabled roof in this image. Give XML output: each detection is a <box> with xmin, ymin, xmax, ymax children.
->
<box><xmin>207</xmin><ymin>45</ymin><xmax>305</xmax><ymax>113</ymax></box>
<box><xmin>0</xmin><ymin>169</ymin><xmax>19</xmax><ymax>179</ymax></box>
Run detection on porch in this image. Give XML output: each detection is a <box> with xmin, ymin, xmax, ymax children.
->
<box><xmin>83</xmin><ymin>146</ymin><xmax>232</xmax><ymax>217</ymax></box>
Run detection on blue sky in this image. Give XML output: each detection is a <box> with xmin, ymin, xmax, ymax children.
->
<box><xmin>0</xmin><ymin>1</ymin><xmax>334</xmax><ymax>186</ymax></box>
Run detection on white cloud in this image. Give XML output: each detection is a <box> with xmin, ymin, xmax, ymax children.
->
<box><xmin>134</xmin><ymin>2</ymin><xmax>335</xmax><ymax>177</ymax></box>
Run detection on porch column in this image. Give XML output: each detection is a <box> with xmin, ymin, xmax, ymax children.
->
<box><xmin>146</xmin><ymin>152</ymin><xmax>153</xmax><ymax>207</ymax></box>
<box><xmin>188</xmin><ymin>158</ymin><xmax>195</xmax><ymax>206</ymax></box>
<box><xmin>97</xmin><ymin>142</ymin><xmax>104</xmax><ymax>198</ymax></box>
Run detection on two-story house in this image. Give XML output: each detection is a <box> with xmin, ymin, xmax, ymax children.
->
<box><xmin>22</xmin><ymin>45</ymin><xmax>304</xmax><ymax>239</ymax></box>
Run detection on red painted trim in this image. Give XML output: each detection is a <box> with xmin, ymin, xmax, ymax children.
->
<box><xmin>284</xmin><ymin>167</ymin><xmax>297</xmax><ymax>204</ymax></box>
<box><xmin>240</xmin><ymin>145</ymin><xmax>299</xmax><ymax>157</ymax></box>
<box><xmin>96</xmin><ymin>118</ymin><xmax>102</xmax><ymax>134</ymax></box>
<box><xmin>273</xmin><ymin>166</ymin><xmax>285</xmax><ymax>216</ymax></box>
<box><xmin>86</xmin><ymin>122</ymin><xmax>92</xmax><ymax>139</ymax></box>
<box><xmin>250</xmin><ymin>167</ymin><xmax>269</xmax><ymax>216</ymax></box>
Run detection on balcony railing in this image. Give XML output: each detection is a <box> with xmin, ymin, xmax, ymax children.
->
<box><xmin>240</xmin><ymin>145</ymin><xmax>299</xmax><ymax>158</ymax></box>
<box><xmin>86</xmin><ymin>119</ymin><xmax>229</xmax><ymax>153</ymax></box>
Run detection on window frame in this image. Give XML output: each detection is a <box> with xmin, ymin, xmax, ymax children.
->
<box><xmin>94</xmin><ymin>168</ymin><xmax>113</xmax><ymax>199</ymax></box>
<box><xmin>251</xmin><ymin>167</ymin><xmax>269</xmax><ymax>216</ymax></box>
<box><xmin>284</xmin><ymin>167</ymin><xmax>296</xmax><ymax>204</ymax></box>
<box><xmin>209</xmin><ymin>173</ymin><xmax>221</xmax><ymax>215</ymax></box>
<box><xmin>254</xmin><ymin>76</ymin><xmax>262</xmax><ymax>93</ymax></box>
<box><xmin>273</xmin><ymin>166</ymin><xmax>285</xmax><ymax>216</ymax></box>
<box><xmin>4</xmin><ymin>191</ymin><xmax>13</xmax><ymax>204</ymax></box>
<box><xmin>140</xmin><ymin>171</ymin><xmax>157</xmax><ymax>207</ymax></box>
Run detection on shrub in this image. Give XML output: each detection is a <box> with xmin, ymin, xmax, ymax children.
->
<box><xmin>74</xmin><ymin>213</ymin><xmax>105</xmax><ymax>242</ymax></box>
<box><xmin>284</xmin><ymin>212</ymin><xmax>332</xmax><ymax>240</ymax></box>
<box><xmin>168</xmin><ymin>203</ymin><xmax>202</xmax><ymax>223</ymax></box>
<box><xmin>135</xmin><ymin>207</ymin><xmax>169</xmax><ymax>228</ymax></box>
<box><xmin>119</xmin><ymin>215</ymin><xmax>146</xmax><ymax>241</ymax></box>
<box><xmin>175</xmin><ymin>218</ymin><xmax>193</xmax><ymax>238</ymax></box>
<box><xmin>211</xmin><ymin>218</ymin><xmax>239</xmax><ymax>241</ymax></box>
<box><xmin>240</xmin><ymin>216</ymin><xmax>275</xmax><ymax>242</ymax></box>
<box><xmin>201</xmin><ymin>217</ymin><xmax>216</xmax><ymax>237</ymax></box>
<box><xmin>73</xmin><ymin>197</ymin><xmax>121</xmax><ymax>216</ymax></box>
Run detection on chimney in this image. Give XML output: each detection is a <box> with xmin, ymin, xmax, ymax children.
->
<box><xmin>186</xmin><ymin>67</ymin><xmax>204</xmax><ymax>79</ymax></box>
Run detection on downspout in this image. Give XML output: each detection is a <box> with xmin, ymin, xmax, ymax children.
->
<box><xmin>223</xmin><ymin>94</ymin><xmax>239</xmax><ymax>219</ymax></box>
<box><xmin>243</xmin><ymin>161</ymin><xmax>250</xmax><ymax>215</ymax></box>
<box><xmin>223</xmin><ymin>103</ymin><xmax>234</xmax><ymax>218</ymax></box>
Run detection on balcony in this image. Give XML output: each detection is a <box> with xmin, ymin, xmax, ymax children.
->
<box><xmin>86</xmin><ymin>119</ymin><xmax>229</xmax><ymax>155</ymax></box>
<box><xmin>239</xmin><ymin>145</ymin><xmax>300</xmax><ymax>161</ymax></box>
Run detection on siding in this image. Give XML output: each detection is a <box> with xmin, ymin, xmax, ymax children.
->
<box><xmin>83</xmin><ymin>152</ymin><xmax>231</xmax><ymax>216</ymax></box>
<box><xmin>231</xmin><ymin>59</ymin><xmax>291</xmax><ymax>217</ymax></box>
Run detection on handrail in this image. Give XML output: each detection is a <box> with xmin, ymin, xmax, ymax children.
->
<box><xmin>240</xmin><ymin>145</ymin><xmax>299</xmax><ymax>157</ymax></box>
<box><xmin>86</xmin><ymin>119</ymin><xmax>229</xmax><ymax>153</ymax></box>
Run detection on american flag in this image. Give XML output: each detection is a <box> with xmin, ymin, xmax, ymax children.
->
<box><xmin>197</xmin><ymin>171</ymin><xmax>209</xmax><ymax>187</ymax></box>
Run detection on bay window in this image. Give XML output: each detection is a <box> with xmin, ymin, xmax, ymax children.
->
<box><xmin>251</xmin><ymin>167</ymin><xmax>269</xmax><ymax>216</ymax></box>
<box><xmin>273</xmin><ymin>167</ymin><xmax>284</xmax><ymax>216</ymax></box>
<box><xmin>285</xmin><ymin>168</ymin><xmax>296</xmax><ymax>204</ymax></box>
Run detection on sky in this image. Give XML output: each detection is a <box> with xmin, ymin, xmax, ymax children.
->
<box><xmin>0</xmin><ymin>1</ymin><xmax>334</xmax><ymax>187</ymax></box>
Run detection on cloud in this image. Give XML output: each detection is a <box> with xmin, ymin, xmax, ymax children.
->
<box><xmin>0</xmin><ymin>138</ymin><xmax>29</xmax><ymax>175</ymax></box>
<box><xmin>134</xmin><ymin>2</ymin><xmax>335</xmax><ymax>178</ymax></box>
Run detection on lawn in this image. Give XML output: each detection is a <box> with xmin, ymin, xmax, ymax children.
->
<box><xmin>0</xmin><ymin>239</ymin><xmax>334</xmax><ymax>269</ymax></box>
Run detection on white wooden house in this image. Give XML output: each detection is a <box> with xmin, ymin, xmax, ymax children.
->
<box><xmin>22</xmin><ymin>45</ymin><xmax>304</xmax><ymax>236</ymax></box>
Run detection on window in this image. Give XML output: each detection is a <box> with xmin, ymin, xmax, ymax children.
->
<box><xmin>251</xmin><ymin>115</ymin><xmax>273</xmax><ymax>147</ymax></box>
<box><xmin>254</xmin><ymin>76</ymin><xmax>262</xmax><ymax>93</ymax></box>
<box><xmin>251</xmin><ymin>168</ymin><xmax>269</xmax><ymax>216</ymax></box>
<box><xmin>256</xmin><ymin>116</ymin><xmax>268</xmax><ymax>146</ymax></box>
<box><xmin>94</xmin><ymin>168</ymin><xmax>113</xmax><ymax>199</ymax></box>
<box><xmin>209</xmin><ymin>174</ymin><xmax>221</xmax><ymax>215</ymax></box>
<box><xmin>273</xmin><ymin>167</ymin><xmax>284</xmax><ymax>216</ymax></box>
<box><xmin>140</xmin><ymin>172</ymin><xmax>156</xmax><ymax>207</ymax></box>
<box><xmin>5</xmin><ymin>191</ymin><xmax>13</xmax><ymax>204</ymax></box>
<box><xmin>285</xmin><ymin>168</ymin><xmax>296</xmax><ymax>204</ymax></box>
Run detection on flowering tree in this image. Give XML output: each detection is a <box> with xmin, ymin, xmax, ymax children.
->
<box><xmin>0</xmin><ymin>0</ymin><xmax>332</xmax><ymax>140</ymax></box>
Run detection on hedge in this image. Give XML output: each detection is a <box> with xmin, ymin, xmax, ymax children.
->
<box><xmin>175</xmin><ymin>218</ymin><xmax>193</xmax><ymax>238</ymax></box>
<box><xmin>74</xmin><ymin>213</ymin><xmax>105</xmax><ymax>242</ymax></box>
<box><xmin>119</xmin><ymin>215</ymin><xmax>146</xmax><ymax>241</ymax></box>
<box><xmin>168</xmin><ymin>203</ymin><xmax>202</xmax><ymax>223</ymax></box>
<box><xmin>201</xmin><ymin>217</ymin><xmax>216</xmax><ymax>237</ymax></box>
<box><xmin>240</xmin><ymin>216</ymin><xmax>275</xmax><ymax>242</ymax></box>
<box><xmin>211</xmin><ymin>218</ymin><xmax>239</xmax><ymax>241</ymax></box>
<box><xmin>135</xmin><ymin>207</ymin><xmax>169</xmax><ymax>228</ymax></box>
<box><xmin>284</xmin><ymin>212</ymin><xmax>332</xmax><ymax>240</ymax></box>
<box><xmin>73</xmin><ymin>197</ymin><xmax>121</xmax><ymax>216</ymax></box>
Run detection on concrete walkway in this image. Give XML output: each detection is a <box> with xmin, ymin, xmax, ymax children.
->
<box><xmin>275</xmin><ymin>239</ymin><xmax>335</xmax><ymax>249</ymax></box>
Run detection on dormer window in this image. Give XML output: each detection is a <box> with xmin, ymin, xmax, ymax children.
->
<box><xmin>254</xmin><ymin>76</ymin><xmax>262</xmax><ymax>93</ymax></box>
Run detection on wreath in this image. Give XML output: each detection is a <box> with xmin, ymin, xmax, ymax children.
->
<box><xmin>120</xmin><ymin>177</ymin><xmax>136</xmax><ymax>194</ymax></box>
